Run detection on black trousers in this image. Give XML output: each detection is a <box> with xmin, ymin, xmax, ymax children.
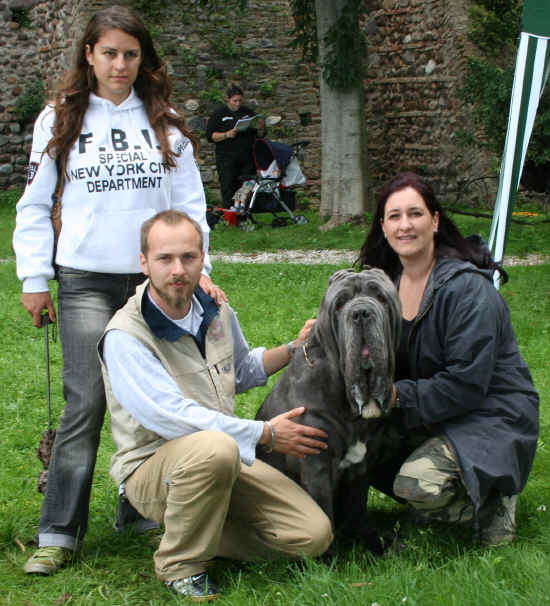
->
<box><xmin>216</xmin><ymin>153</ymin><xmax>255</xmax><ymax>208</ymax></box>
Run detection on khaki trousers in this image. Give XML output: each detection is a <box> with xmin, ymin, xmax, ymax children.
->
<box><xmin>125</xmin><ymin>430</ymin><xmax>333</xmax><ymax>582</ymax></box>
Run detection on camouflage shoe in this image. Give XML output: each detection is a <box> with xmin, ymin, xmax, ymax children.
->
<box><xmin>165</xmin><ymin>572</ymin><xmax>221</xmax><ymax>602</ymax></box>
<box><xmin>24</xmin><ymin>546</ymin><xmax>73</xmax><ymax>575</ymax></box>
<box><xmin>481</xmin><ymin>495</ymin><xmax>517</xmax><ymax>546</ymax></box>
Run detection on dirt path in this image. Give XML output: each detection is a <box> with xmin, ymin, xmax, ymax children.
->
<box><xmin>211</xmin><ymin>250</ymin><xmax>550</xmax><ymax>266</ymax></box>
<box><xmin>2</xmin><ymin>251</ymin><xmax>548</xmax><ymax>266</ymax></box>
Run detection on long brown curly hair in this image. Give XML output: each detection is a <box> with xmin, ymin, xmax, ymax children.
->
<box><xmin>356</xmin><ymin>172</ymin><xmax>508</xmax><ymax>283</ymax></box>
<box><xmin>46</xmin><ymin>5</ymin><xmax>198</xmax><ymax>196</ymax></box>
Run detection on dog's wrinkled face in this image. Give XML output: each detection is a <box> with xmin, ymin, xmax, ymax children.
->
<box><xmin>316</xmin><ymin>268</ymin><xmax>401</xmax><ymax>419</ymax></box>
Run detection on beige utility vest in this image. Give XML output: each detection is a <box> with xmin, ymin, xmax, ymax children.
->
<box><xmin>100</xmin><ymin>281</ymin><xmax>236</xmax><ymax>485</ymax></box>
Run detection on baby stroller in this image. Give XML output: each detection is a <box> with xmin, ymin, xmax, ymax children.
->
<box><xmin>210</xmin><ymin>139</ymin><xmax>309</xmax><ymax>231</ymax></box>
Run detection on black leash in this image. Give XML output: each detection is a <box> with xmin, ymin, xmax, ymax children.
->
<box><xmin>37</xmin><ymin>314</ymin><xmax>57</xmax><ymax>494</ymax></box>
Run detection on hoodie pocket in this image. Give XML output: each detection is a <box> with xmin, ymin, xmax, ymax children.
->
<box><xmin>69</xmin><ymin>208</ymin><xmax>156</xmax><ymax>268</ymax></box>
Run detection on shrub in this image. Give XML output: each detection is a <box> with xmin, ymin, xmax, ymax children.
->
<box><xmin>200</xmin><ymin>86</ymin><xmax>224</xmax><ymax>106</ymax></box>
<box><xmin>11</xmin><ymin>8</ymin><xmax>32</xmax><ymax>28</ymax></box>
<box><xmin>14</xmin><ymin>80</ymin><xmax>45</xmax><ymax>125</ymax></box>
<box><xmin>259</xmin><ymin>79</ymin><xmax>279</xmax><ymax>97</ymax></box>
<box><xmin>130</xmin><ymin>0</ymin><xmax>164</xmax><ymax>22</ymax></box>
<box><xmin>210</xmin><ymin>34</ymin><xmax>242</xmax><ymax>59</ymax></box>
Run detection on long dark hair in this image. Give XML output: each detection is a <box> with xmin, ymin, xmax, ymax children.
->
<box><xmin>356</xmin><ymin>172</ymin><xmax>508</xmax><ymax>283</ymax></box>
<box><xmin>45</xmin><ymin>5</ymin><xmax>197</xmax><ymax>193</ymax></box>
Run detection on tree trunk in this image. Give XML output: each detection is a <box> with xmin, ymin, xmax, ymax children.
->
<box><xmin>315</xmin><ymin>0</ymin><xmax>367</xmax><ymax>227</ymax></box>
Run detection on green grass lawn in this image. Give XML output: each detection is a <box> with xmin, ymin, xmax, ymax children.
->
<box><xmin>1</xmin><ymin>189</ymin><xmax>549</xmax><ymax>605</ymax></box>
<box><xmin>3</xmin><ymin>187</ymin><xmax>550</xmax><ymax>259</ymax></box>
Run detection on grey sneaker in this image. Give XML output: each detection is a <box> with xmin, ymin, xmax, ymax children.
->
<box><xmin>481</xmin><ymin>495</ymin><xmax>517</xmax><ymax>546</ymax></box>
<box><xmin>24</xmin><ymin>546</ymin><xmax>73</xmax><ymax>575</ymax></box>
<box><xmin>165</xmin><ymin>572</ymin><xmax>221</xmax><ymax>601</ymax></box>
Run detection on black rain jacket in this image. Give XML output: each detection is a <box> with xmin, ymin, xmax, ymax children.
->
<box><xmin>396</xmin><ymin>256</ymin><xmax>539</xmax><ymax>511</ymax></box>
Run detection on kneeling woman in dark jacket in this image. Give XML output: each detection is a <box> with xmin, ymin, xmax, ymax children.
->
<box><xmin>357</xmin><ymin>172</ymin><xmax>539</xmax><ymax>545</ymax></box>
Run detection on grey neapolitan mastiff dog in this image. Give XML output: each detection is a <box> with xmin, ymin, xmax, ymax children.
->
<box><xmin>256</xmin><ymin>268</ymin><xmax>401</xmax><ymax>551</ymax></box>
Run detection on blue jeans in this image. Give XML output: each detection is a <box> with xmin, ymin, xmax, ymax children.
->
<box><xmin>38</xmin><ymin>267</ymin><xmax>145</xmax><ymax>550</ymax></box>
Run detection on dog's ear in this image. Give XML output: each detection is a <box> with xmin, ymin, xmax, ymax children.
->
<box><xmin>315</xmin><ymin>271</ymin><xmax>352</xmax><ymax>360</ymax></box>
<box><xmin>360</xmin><ymin>267</ymin><xmax>389</xmax><ymax>284</ymax></box>
<box><xmin>388</xmin><ymin>294</ymin><xmax>402</xmax><ymax>353</ymax></box>
<box><xmin>374</xmin><ymin>270</ymin><xmax>402</xmax><ymax>353</ymax></box>
<box><xmin>358</xmin><ymin>268</ymin><xmax>402</xmax><ymax>354</ymax></box>
<box><xmin>327</xmin><ymin>268</ymin><xmax>355</xmax><ymax>287</ymax></box>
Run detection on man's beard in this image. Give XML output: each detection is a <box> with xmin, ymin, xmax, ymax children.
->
<box><xmin>150</xmin><ymin>277</ymin><xmax>193</xmax><ymax>314</ymax></box>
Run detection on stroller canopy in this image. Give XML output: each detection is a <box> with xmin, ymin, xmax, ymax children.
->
<box><xmin>254</xmin><ymin>139</ymin><xmax>293</xmax><ymax>173</ymax></box>
<box><xmin>253</xmin><ymin>138</ymin><xmax>306</xmax><ymax>187</ymax></box>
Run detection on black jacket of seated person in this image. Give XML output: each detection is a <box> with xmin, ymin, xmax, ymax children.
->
<box><xmin>206</xmin><ymin>103</ymin><xmax>259</xmax><ymax>208</ymax></box>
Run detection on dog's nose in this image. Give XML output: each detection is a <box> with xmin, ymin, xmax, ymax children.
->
<box><xmin>352</xmin><ymin>308</ymin><xmax>370</xmax><ymax>323</ymax></box>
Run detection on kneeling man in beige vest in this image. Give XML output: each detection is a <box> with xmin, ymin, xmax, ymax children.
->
<box><xmin>99</xmin><ymin>210</ymin><xmax>333</xmax><ymax>601</ymax></box>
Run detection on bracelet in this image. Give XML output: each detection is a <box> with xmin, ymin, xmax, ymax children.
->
<box><xmin>263</xmin><ymin>421</ymin><xmax>276</xmax><ymax>453</ymax></box>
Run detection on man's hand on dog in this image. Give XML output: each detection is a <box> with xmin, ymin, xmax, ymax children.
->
<box><xmin>296</xmin><ymin>318</ymin><xmax>315</xmax><ymax>344</ymax></box>
<box><xmin>260</xmin><ymin>406</ymin><xmax>328</xmax><ymax>458</ymax></box>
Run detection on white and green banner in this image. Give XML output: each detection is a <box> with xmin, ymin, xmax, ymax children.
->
<box><xmin>489</xmin><ymin>0</ymin><xmax>550</xmax><ymax>287</ymax></box>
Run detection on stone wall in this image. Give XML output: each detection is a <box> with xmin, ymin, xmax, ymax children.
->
<box><xmin>0</xmin><ymin>0</ymin><xmax>86</xmax><ymax>186</ymax></box>
<box><xmin>363</xmin><ymin>0</ymin><xmax>489</xmax><ymax>198</ymax></box>
<box><xmin>155</xmin><ymin>0</ymin><xmax>321</xmax><ymax>200</ymax></box>
<box><xmin>0</xmin><ymin>0</ymin><xmax>491</xmax><ymax>203</ymax></box>
<box><xmin>0</xmin><ymin>0</ymin><xmax>321</xmax><ymax>200</ymax></box>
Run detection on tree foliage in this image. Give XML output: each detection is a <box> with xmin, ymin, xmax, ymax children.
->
<box><xmin>288</xmin><ymin>0</ymin><xmax>318</xmax><ymax>65</ymax></box>
<box><xmin>196</xmin><ymin>0</ymin><xmax>247</xmax><ymax>11</ymax></box>
<box><xmin>200</xmin><ymin>0</ymin><xmax>366</xmax><ymax>91</ymax></box>
<box><xmin>461</xmin><ymin>0</ymin><xmax>550</xmax><ymax>167</ymax></box>
<box><xmin>468</xmin><ymin>0</ymin><xmax>521</xmax><ymax>58</ymax></box>
<box><xmin>290</xmin><ymin>0</ymin><xmax>366</xmax><ymax>91</ymax></box>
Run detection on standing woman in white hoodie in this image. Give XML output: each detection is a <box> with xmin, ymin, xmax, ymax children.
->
<box><xmin>13</xmin><ymin>5</ymin><xmax>224</xmax><ymax>575</ymax></box>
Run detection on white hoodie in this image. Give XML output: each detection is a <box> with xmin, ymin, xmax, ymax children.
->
<box><xmin>13</xmin><ymin>89</ymin><xmax>211</xmax><ymax>293</ymax></box>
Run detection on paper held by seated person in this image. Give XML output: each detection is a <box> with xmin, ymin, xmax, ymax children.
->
<box><xmin>234</xmin><ymin>115</ymin><xmax>259</xmax><ymax>132</ymax></box>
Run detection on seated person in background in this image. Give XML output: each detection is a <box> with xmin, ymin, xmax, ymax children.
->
<box><xmin>356</xmin><ymin>172</ymin><xmax>539</xmax><ymax>546</ymax></box>
<box><xmin>230</xmin><ymin>157</ymin><xmax>281</xmax><ymax>214</ymax></box>
<box><xmin>206</xmin><ymin>84</ymin><xmax>266</xmax><ymax>209</ymax></box>
<box><xmin>99</xmin><ymin>210</ymin><xmax>332</xmax><ymax>601</ymax></box>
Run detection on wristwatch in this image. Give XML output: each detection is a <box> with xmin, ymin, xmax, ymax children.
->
<box><xmin>287</xmin><ymin>340</ymin><xmax>296</xmax><ymax>359</ymax></box>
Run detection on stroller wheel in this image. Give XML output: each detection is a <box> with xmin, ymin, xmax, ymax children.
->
<box><xmin>271</xmin><ymin>216</ymin><xmax>289</xmax><ymax>228</ymax></box>
<box><xmin>292</xmin><ymin>215</ymin><xmax>308</xmax><ymax>225</ymax></box>
<box><xmin>239</xmin><ymin>218</ymin><xmax>256</xmax><ymax>232</ymax></box>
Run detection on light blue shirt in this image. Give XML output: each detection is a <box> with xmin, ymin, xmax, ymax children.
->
<box><xmin>103</xmin><ymin>296</ymin><xmax>267</xmax><ymax>466</ymax></box>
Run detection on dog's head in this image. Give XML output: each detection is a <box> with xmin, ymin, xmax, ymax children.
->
<box><xmin>314</xmin><ymin>268</ymin><xmax>401</xmax><ymax>419</ymax></box>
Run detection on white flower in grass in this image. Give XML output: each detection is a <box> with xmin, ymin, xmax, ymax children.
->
<box><xmin>536</xmin><ymin>504</ymin><xmax>546</xmax><ymax>512</ymax></box>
